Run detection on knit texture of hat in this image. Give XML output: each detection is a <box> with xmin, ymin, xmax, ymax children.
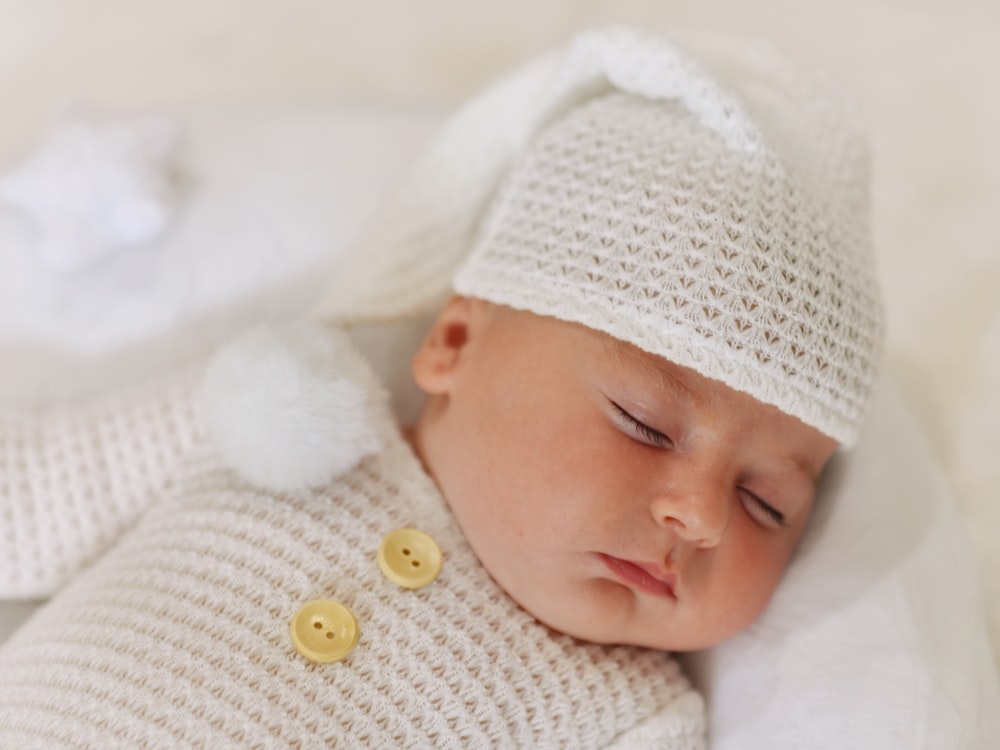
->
<box><xmin>315</xmin><ymin>27</ymin><xmax>884</xmax><ymax>446</ymax></box>
<box><xmin>455</xmin><ymin>84</ymin><xmax>881</xmax><ymax>445</ymax></box>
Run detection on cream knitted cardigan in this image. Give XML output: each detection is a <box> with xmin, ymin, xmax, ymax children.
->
<box><xmin>0</xmin><ymin>348</ymin><xmax>705</xmax><ymax>748</ymax></box>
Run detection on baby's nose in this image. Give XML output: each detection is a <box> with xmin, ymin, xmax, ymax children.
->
<box><xmin>650</xmin><ymin>482</ymin><xmax>730</xmax><ymax>549</ymax></box>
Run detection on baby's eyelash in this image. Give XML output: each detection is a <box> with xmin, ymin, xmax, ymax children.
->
<box><xmin>611</xmin><ymin>402</ymin><xmax>673</xmax><ymax>449</ymax></box>
<box><xmin>742</xmin><ymin>489</ymin><xmax>786</xmax><ymax>527</ymax></box>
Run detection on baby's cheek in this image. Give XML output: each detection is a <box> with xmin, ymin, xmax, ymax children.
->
<box><xmin>723</xmin><ymin>533</ymin><xmax>791</xmax><ymax>612</ymax></box>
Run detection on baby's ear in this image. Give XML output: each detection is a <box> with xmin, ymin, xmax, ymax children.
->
<box><xmin>410</xmin><ymin>296</ymin><xmax>482</xmax><ymax>395</ymax></box>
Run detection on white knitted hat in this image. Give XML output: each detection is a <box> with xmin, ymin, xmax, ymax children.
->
<box><xmin>316</xmin><ymin>26</ymin><xmax>884</xmax><ymax>446</ymax></box>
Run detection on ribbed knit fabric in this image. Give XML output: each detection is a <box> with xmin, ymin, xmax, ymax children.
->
<box><xmin>0</xmin><ymin>362</ymin><xmax>705</xmax><ymax>749</ymax></box>
<box><xmin>0</xmin><ymin>365</ymin><xmax>205</xmax><ymax>598</ymax></box>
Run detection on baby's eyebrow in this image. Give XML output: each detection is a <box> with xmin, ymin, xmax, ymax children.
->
<box><xmin>785</xmin><ymin>454</ymin><xmax>824</xmax><ymax>488</ymax></box>
<box><xmin>792</xmin><ymin>455</ymin><xmax>830</xmax><ymax>491</ymax></box>
<box><xmin>605</xmin><ymin>338</ymin><xmax>697</xmax><ymax>403</ymax></box>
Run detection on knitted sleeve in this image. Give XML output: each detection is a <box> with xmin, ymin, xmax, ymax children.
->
<box><xmin>0</xmin><ymin>365</ymin><xmax>206</xmax><ymax>599</ymax></box>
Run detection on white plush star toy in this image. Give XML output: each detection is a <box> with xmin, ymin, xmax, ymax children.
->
<box><xmin>0</xmin><ymin>114</ymin><xmax>180</xmax><ymax>273</ymax></box>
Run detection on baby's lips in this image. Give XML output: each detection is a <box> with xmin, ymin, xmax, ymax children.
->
<box><xmin>634</xmin><ymin>560</ymin><xmax>678</xmax><ymax>598</ymax></box>
<box><xmin>599</xmin><ymin>554</ymin><xmax>678</xmax><ymax>599</ymax></box>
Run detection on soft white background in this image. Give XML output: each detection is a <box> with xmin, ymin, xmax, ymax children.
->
<box><xmin>1</xmin><ymin>0</ymin><xmax>997</xmax><ymax>655</ymax></box>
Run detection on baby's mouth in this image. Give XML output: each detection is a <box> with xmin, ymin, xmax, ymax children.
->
<box><xmin>598</xmin><ymin>554</ymin><xmax>677</xmax><ymax>599</ymax></box>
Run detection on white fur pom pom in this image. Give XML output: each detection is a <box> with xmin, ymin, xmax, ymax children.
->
<box><xmin>200</xmin><ymin>324</ymin><xmax>382</xmax><ymax>492</ymax></box>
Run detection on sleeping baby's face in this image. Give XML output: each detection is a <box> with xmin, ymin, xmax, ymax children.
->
<box><xmin>409</xmin><ymin>297</ymin><xmax>837</xmax><ymax>651</ymax></box>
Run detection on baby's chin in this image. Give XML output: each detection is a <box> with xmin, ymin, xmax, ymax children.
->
<box><xmin>496</xmin><ymin>577</ymin><xmax>674</xmax><ymax>652</ymax></box>
<box><xmin>502</xmin><ymin>575</ymin><xmax>763</xmax><ymax>653</ymax></box>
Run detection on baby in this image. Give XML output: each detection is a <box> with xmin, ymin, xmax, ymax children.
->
<box><xmin>408</xmin><ymin>299</ymin><xmax>837</xmax><ymax>654</ymax></box>
<box><xmin>0</xmin><ymin>26</ymin><xmax>881</xmax><ymax>749</ymax></box>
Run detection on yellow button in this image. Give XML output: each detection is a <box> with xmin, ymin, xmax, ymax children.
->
<box><xmin>289</xmin><ymin>599</ymin><xmax>359</xmax><ymax>664</ymax></box>
<box><xmin>377</xmin><ymin>528</ymin><xmax>442</xmax><ymax>589</ymax></box>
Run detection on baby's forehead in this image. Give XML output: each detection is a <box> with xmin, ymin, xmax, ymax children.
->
<box><xmin>491</xmin><ymin>307</ymin><xmax>719</xmax><ymax>405</ymax></box>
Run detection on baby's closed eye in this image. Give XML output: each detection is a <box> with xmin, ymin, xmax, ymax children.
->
<box><xmin>609</xmin><ymin>401</ymin><xmax>674</xmax><ymax>450</ymax></box>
